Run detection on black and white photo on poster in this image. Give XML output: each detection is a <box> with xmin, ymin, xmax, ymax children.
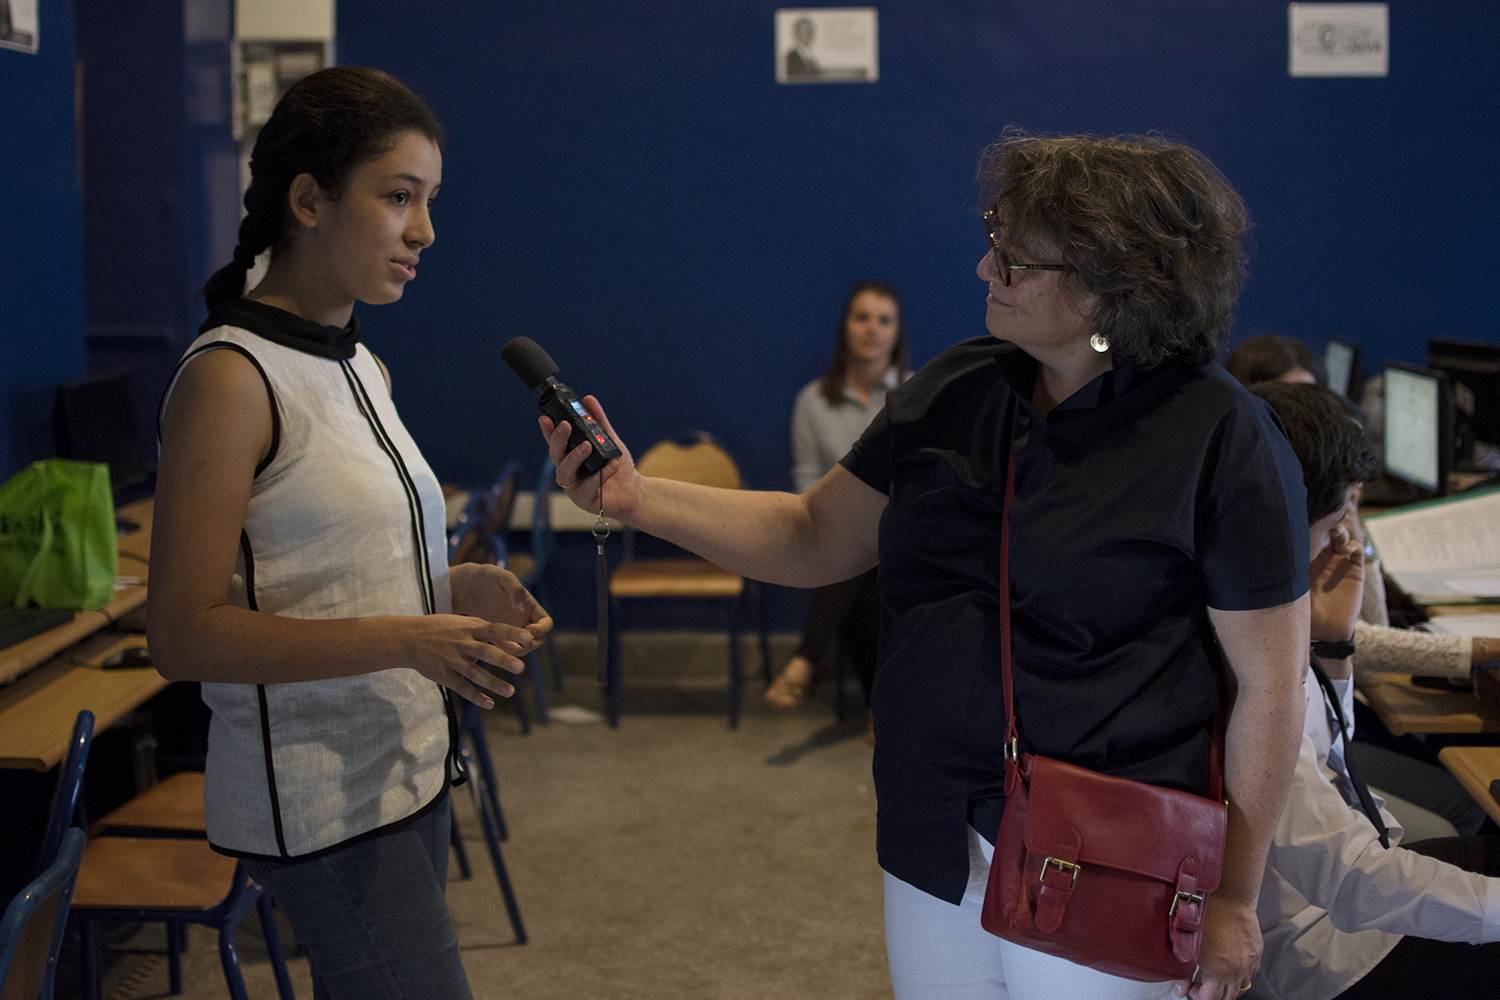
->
<box><xmin>0</xmin><ymin>0</ymin><xmax>38</xmax><ymax>55</ymax></box>
<box><xmin>775</xmin><ymin>8</ymin><xmax>878</xmax><ymax>84</ymax></box>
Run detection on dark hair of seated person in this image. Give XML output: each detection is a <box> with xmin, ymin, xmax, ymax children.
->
<box><xmin>1225</xmin><ymin>333</ymin><xmax>1327</xmax><ymax>387</ymax></box>
<box><xmin>1250</xmin><ymin>381</ymin><xmax>1376</xmax><ymax>522</ymax></box>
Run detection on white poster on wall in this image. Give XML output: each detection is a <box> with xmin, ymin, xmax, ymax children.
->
<box><xmin>0</xmin><ymin>0</ymin><xmax>39</xmax><ymax>55</ymax></box>
<box><xmin>1289</xmin><ymin>3</ymin><xmax>1388</xmax><ymax>77</ymax></box>
<box><xmin>776</xmin><ymin>8</ymin><xmax>878</xmax><ymax>84</ymax></box>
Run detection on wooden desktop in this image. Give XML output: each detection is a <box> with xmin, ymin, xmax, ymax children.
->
<box><xmin>1354</xmin><ymin>596</ymin><xmax>1500</xmax><ymax>737</ymax></box>
<box><xmin>0</xmin><ymin>498</ymin><xmax>167</xmax><ymax>771</ymax></box>
<box><xmin>1438</xmin><ymin>746</ymin><xmax>1500</xmax><ymax>828</ymax></box>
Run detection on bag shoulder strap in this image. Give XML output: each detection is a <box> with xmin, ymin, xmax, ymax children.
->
<box><xmin>997</xmin><ymin>454</ymin><xmax>1226</xmax><ymax>796</ymax></box>
<box><xmin>1000</xmin><ymin>455</ymin><xmax>1019</xmax><ymax>765</ymax></box>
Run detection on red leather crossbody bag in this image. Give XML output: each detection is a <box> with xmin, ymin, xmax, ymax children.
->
<box><xmin>979</xmin><ymin>456</ymin><xmax>1229</xmax><ymax>982</ymax></box>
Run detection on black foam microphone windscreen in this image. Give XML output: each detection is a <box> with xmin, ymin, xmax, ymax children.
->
<box><xmin>500</xmin><ymin>336</ymin><xmax>559</xmax><ymax>391</ymax></box>
<box><xmin>500</xmin><ymin>336</ymin><xmax>622</xmax><ymax>475</ymax></box>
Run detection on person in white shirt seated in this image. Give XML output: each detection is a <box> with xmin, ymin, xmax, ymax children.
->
<box><xmin>1247</xmin><ymin>380</ymin><xmax>1500</xmax><ymax>1000</ymax></box>
<box><xmin>1226</xmin><ymin>354</ymin><xmax>1500</xmax><ymax>837</ymax></box>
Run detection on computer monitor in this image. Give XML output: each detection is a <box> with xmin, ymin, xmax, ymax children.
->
<box><xmin>1324</xmin><ymin>336</ymin><xmax>1365</xmax><ymax>401</ymax></box>
<box><xmin>1382</xmin><ymin>361</ymin><xmax>1452</xmax><ymax>497</ymax></box>
<box><xmin>1426</xmin><ymin>336</ymin><xmax>1500</xmax><ymax>448</ymax></box>
<box><xmin>53</xmin><ymin>369</ymin><xmax>149</xmax><ymax>500</ymax></box>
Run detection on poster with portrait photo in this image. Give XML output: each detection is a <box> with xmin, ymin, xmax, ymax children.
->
<box><xmin>0</xmin><ymin>0</ymin><xmax>39</xmax><ymax>54</ymax></box>
<box><xmin>776</xmin><ymin>8</ymin><xmax>878</xmax><ymax>84</ymax></box>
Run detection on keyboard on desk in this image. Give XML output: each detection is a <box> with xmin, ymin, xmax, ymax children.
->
<box><xmin>0</xmin><ymin>606</ymin><xmax>76</xmax><ymax>650</ymax></box>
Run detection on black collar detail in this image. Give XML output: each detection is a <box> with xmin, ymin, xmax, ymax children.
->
<box><xmin>201</xmin><ymin>298</ymin><xmax>361</xmax><ymax>361</ymax></box>
<box><xmin>991</xmin><ymin>340</ymin><xmax>1173</xmax><ymax>415</ymax></box>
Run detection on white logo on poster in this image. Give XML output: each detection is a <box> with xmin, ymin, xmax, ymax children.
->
<box><xmin>1289</xmin><ymin>4</ymin><xmax>1389</xmax><ymax>77</ymax></box>
<box><xmin>1294</xmin><ymin>21</ymin><xmax>1383</xmax><ymax>58</ymax></box>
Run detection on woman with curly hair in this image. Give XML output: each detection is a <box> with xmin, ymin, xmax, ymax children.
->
<box><xmin>541</xmin><ymin>133</ymin><xmax>1309</xmax><ymax>1000</ymax></box>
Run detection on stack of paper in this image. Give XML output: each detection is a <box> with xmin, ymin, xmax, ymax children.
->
<box><xmin>1364</xmin><ymin>488</ymin><xmax>1500</xmax><ymax>604</ymax></box>
<box><xmin>1426</xmin><ymin>614</ymin><xmax>1500</xmax><ymax>637</ymax></box>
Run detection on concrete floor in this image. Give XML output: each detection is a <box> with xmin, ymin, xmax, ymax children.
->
<box><xmin>78</xmin><ymin>633</ymin><xmax>894</xmax><ymax>1000</ymax></box>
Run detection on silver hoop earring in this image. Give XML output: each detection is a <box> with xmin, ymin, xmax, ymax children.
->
<box><xmin>1089</xmin><ymin>333</ymin><xmax>1110</xmax><ymax>353</ymax></box>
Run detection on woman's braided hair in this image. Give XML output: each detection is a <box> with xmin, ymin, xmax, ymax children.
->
<box><xmin>202</xmin><ymin>66</ymin><xmax>444</xmax><ymax>309</ymax></box>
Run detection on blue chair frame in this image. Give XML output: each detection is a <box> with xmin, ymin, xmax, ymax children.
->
<box><xmin>34</xmin><ymin>711</ymin><xmax>93</xmax><ymax>878</ymax></box>
<box><xmin>448</xmin><ymin>700</ymin><xmax>527</xmax><ymax>945</ymax></box>
<box><xmin>447</xmin><ymin>461</ymin><xmax>520</xmax><ymax>564</ymax></box>
<box><xmin>43</xmin><ymin>709</ymin><xmax>293</xmax><ymax>1000</ymax></box>
<box><xmin>0</xmin><ymin>826</ymin><xmax>85</xmax><ymax>1000</ymax></box>
<box><xmin>519</xmin><ymin>457</ymin><xmax>564</xmax><ymax>692</ymax></box>
<box><xmin>605</xmin><ymin>433</ymin><xmax>771</xmax><ymax>728</ymax></box>
<box><xmin>448</xmin><ymin>460</ymin><xmax>551</xmax><ymax>730</ymax></box>
<box><xmin>74</xmin><ymin>858</ymin><xmax>294</xmax><ymax>1000</ymax></box>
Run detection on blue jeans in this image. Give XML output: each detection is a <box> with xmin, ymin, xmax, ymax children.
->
<box><xmin>242</xmin><ymin>800</ymin><xmax>472</xmax><ymax>1000</ymax></box>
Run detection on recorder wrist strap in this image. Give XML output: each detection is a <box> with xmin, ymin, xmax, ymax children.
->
<box><xmin>593</xmin><ymin>472</ymin><xmax>610</xmax><ymax>684</ymax></box>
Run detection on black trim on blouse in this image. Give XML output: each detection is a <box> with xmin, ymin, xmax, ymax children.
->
<box><xmin>201</xmin><ymin>298</ymin><xmax>361</xmax><ymax>361</ymax></box>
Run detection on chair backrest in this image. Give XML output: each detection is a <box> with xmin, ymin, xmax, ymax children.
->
<box><xmin>635</xmin><ymin>434</ymin><xmax>741</xmax><ymax>489</ymax></box>
<box><xmin>449</xmin><ymin>460</ymin><xmax>522</xmax><ymax>566</ymax></box>
<box><xmin>36</xmin><ymin>711</ymin><xmax>93</xmax><ymax>878</ymax></box>
<box><xmin>526</xmin><ymin>456</ymin><xmax>557</xmax><ymax>581</ymax></box>
<box><xmin>0</xmin><ymin>826</ymin><xmax>85</xmax><ymax>1000</ymax></box>
<box><xmin>624</xmin><ymin>434</ymin><xmax>742</xmax><ymax>561</ymax></box>
<box><xmin>486</xmin><ymin>461</ymin><xmax>523</xmax><ymax>536</ymax></box>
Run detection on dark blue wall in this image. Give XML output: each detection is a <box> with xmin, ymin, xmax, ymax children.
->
<box><xmin>0</xmin><ymin>0</ymin><xmax>86</xmax><ymax>479</ymax></box>
<box><xmin>337</xmin><ymin>0</ymin><xmax>1500</xmax><ymax>505</ymax></box>
<box><xmin>76</xmin><ymin>0</ymin><xmax>236</xmax><ymax>465</ymax></box>
<box><xmin>334</xmin><ymin>0</ymin><xmax>1500</xmax><ymax>628</ymax></box>
<box><xmin>10</xmin><ymin>2</ymin><xmax>1479</xmax><ymax>625</ymax></box>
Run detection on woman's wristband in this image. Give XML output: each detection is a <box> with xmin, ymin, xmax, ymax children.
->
<box><xmin>1311</xmin><ymin>639</ymin><xmax>1355</xmax><ymax>660</ymax></box>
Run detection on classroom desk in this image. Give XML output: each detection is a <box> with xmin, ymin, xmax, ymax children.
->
<box><xmin>0</xmin><ymin>497</ymin><xmax>152</xmax><ymax>686</ymax></box>
<box><xmin>1358</xmin><ymin>671</ymin><xmax>1500</xmax><ymax>737</ymax></box>
<box><xmin>0</xmin><ymin>497</ymin><xmax>162</xmax><ymax>771</ymax></box>
<box><xmin>0</xmin><ymin>634</ymin><xmax>166</xmax><ymax>771</ymax></box>
<box><xmin>509</xmin><ymin>490</ymin><xmax>621</xmax><ymax>532</ymax></box>
<box><xmin>1438</xmin><ymin>745</ymin><xmax>1500</xmax><ymax>827</ymax></box>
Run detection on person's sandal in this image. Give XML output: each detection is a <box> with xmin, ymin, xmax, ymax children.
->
<box><xmin>764</xmin><ymin>660</ymin><xmax>811</xmax><ymax>708</ymax></box>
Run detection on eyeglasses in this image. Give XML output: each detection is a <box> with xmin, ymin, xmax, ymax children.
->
<box><xmin>984</xmin><ymin>211</ymin><xmax>1069</xmax><ymax>287</ymax></box>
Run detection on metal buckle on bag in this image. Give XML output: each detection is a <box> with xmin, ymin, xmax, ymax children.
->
<box><xmin>1003</xmin><ymin>737</ymin><xmax>1018</xmax><ymax>761</ymax></box>
<box><xmin>1039</xmin><ymin>857</ymin><xmax>1080</xmax><ymax>890</ymax></box>
<box><xmin>1169</xmin><ymin>890</ymin><xmax>1206</xmax><ymax>917</ymax></box>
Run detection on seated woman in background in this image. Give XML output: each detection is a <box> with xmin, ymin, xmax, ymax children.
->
<box><xmin>764</xmin><ymin>281</ymin><xmax>908</xmax><ymax>737</ymax></box>
<box><xmin>1224</xmin><ymin>333</ymin><xmax>1326</xmax><ymax>386</ymax></box>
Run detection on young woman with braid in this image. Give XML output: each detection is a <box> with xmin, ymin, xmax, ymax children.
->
<box><xmin>148</xmin><ymin>67</ymin><xmax>550</xmax><ymax>1000</ymax></box>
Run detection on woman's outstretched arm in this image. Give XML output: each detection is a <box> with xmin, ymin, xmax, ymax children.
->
<box><xmin>541</xmin><ymin>395</ymin><xmax>885</xmax><ymax>588</ymax></box>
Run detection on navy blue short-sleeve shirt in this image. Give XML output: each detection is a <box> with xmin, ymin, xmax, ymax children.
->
<box><xmin>841</xmin><ymin>337</ymin><xmax>1309</xmax><ymax>904</ymax></box>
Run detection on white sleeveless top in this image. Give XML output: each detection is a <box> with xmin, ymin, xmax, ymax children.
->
<box><xmin>162</xmin><ymin>313</ymin><xmax>454</xmax><ymax>859</ymax></box>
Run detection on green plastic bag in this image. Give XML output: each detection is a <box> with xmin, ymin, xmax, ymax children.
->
<box><xmin>0</xmin><ymin>459</ymin><xmax>119</xmax><ymax>609</ymax></box>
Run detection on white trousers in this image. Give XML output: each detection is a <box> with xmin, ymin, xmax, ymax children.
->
<box><xmin>884</xmin><ymin>826</ymin><xmax>1180</xmax><ymax>1000</ymax></box>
